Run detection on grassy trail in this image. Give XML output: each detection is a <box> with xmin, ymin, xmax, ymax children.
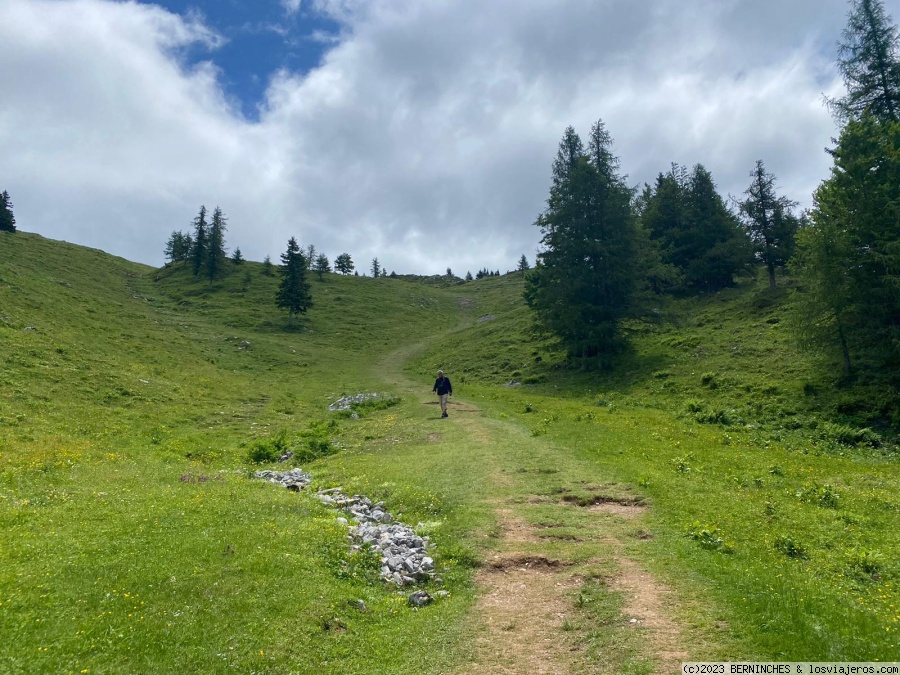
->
<box><xmin>371</xmin><ymin>328</ymin><xmax>697</xmax><ymax>674</ymax></box>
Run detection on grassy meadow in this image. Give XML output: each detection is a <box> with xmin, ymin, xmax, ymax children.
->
<box><xmin>1</xmin><ymin>231</ymin><xmax>898</xmax><ymax>673</ymax></box>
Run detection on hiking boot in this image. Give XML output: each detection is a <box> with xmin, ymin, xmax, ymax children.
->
<box><xmin>442</xmin><ymin>412</ymin><xmax>448</xmax><ymax>418</ymax></box>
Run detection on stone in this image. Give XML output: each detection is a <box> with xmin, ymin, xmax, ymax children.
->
<box><xmin>408</xmin><ymin>591</ymin><xmax>433</xmax><ymax>608</ymax></box>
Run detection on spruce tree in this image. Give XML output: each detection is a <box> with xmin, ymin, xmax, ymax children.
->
<box><xmin>231</xmin><ymin>247</ymin><xmax>244</xmax><ymax>265</ymax></box>
<box><xmin>738</xmin><ymin>161</ymin><xmax>799</xmax><ymax>289</ymax></box>
<box><xmin>829</xmin><ymin>0</ymin><xmax>900</xmax><ymax>122</ymax></box>
<box><xmin>524</xmin><ymin>121</ymin><xmax>639</xmax><ymax>366</ymax></box>
<box><xmin>0</xmin><ymin>191</ymin><xmax>16</xmax><ymax>233</ymax></box>
<box><xmin>517</xmin><ymin>255</ymin><xmax>530</xmax><ymax>272</ymax></box>
<box><xmin>164</xmin><ymin>231</ymin><xmax>192</xmax><ymax>263</ymax></box>
<box><xmin>206</xmin><ymin>206</ymin><xmax>227</xmax><ymax>282</ymax></box>
<box><xmin>794</xmin><ymin>115</ymin><xmax>900</xmax><ymax>372</ymax></box>
<box><xmin>371</xmin><ymin>258</ymin><xmax>381</xmax><ymax>277</ymax></box>
<box><xmin>191</xmin><ymin>205</ymin><xmax>208</xmax><ymax>277</ymax></box>
<box><xmin>262</xmin><ymin>255</ymin><xmax>274</xmax><ymax>276</ymax></box>
<box><xmin>276</xmin><ymin>237</ymin><xmax>312</xmax><ymax>323</ymax></box>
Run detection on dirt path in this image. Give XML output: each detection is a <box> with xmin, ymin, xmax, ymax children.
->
<box><xmin>374</xmin><ymin>335</ymin><xmax>688</xmax><ymax>674</ymax></box>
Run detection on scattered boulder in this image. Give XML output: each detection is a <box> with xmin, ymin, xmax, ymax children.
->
<box><xmin>407</xmin><ymin>590</ymin><xmax>433</xmax><ymax>608</ymax></box>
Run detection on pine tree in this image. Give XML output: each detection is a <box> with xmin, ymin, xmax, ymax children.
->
<box><xmin>306</xmin><ymin>245</ymin><xmax>317</xmax><ymax>270</ymax></box>
<box><xmin>335</xmin><ymin>253</ymin><xmax>354</xmax><ymax>275</ymax></box>
<box><xmin>829</xmin><ymin>0</ymin><xmax>900</xmax><ymax>122</ymax></box>
<box><xmin>738</xmin><ymin>161</ymin><xmax>799</xmax><ymax>289</ymax></box>
<box><xmin>276</xmin><ymin>237</ymin><xmax>312</xmax><ymax>323</ymax></box>
<box><xmin>524</xmin><ymin>121</ymin><xmax>639</xmax><ymax>366</ymax></box>
<box><xmin>313</xmin><ymin>253</ymin><xmax>331</xmax><ymax>280</ymax></box>
<box><xmin>164</xmin><ymin>231</ymin><xmax>192</xmax><ymax>263</ymax></box>
<box><xmin>0</xmin><ymin>191</ymin><xmax>17</xmax><ymax>233</ymax></box>
<box><xmin>206</xmin><ymin>206</ymin><xmax>228</xmax><ymax>282</ymax></box>
<box><xmin>262</xmin><ymin>255</ymin><xmax>274</xmax><ymax>276</ymax></box>
<box><xmin>231</xmin><ymin>247</ymin><xmax>244</xmax><ymax>265</ymax></box>
<box><xmin>371</xmin><ymin>258</ymin><xmax>381</xmax><ymax>277</ymax></box>
<box><xmin>793</xmin><ymin>115</ymin><xmax>900</xmax><ymax>372</ymax></box>
<box><xmin>191</xmin><ymin>205</ymin><xmax>208</xmax><ymax>277</ymax></box>
<box><xmin>517</xmin><ymin>255</ymin><xmax>530</xmax><ymax>272</ymax></box>
<box><xmin>465</xmin><ymin>271</ymin><xmax>473</xmax><ymax>281</ymax></box>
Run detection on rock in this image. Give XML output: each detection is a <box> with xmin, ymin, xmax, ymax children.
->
<box><xmin>408</xmin><ymin>591</ymin><xmax>433</xmax><ymax>608</ymax></box>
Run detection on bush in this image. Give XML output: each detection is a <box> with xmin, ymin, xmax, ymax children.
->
<box><xmin>246</xmin><ymin>430</ymin><xmax>290</xmax><ymax>464</ymax></box>
<box><xmin>774</xmin><ymin>536</ymin><xmax>807</xmax><ymax>559</ymax></box>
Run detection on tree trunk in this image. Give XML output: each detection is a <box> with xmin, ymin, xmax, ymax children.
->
<box><xmin>767</xmin><ymin>262</ymin><xmax>777</xmax><ymax>289</ymax></box>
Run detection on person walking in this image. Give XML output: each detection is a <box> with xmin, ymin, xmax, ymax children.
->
<box><xmin>432</xmin><ymin>370</ymin><xmax>452</xmax><ymax>418</ymax></box>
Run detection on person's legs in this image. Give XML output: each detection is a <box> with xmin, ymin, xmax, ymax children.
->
<box><xmin>439</xmin><ymin>394</ymin><xmax>448</xmax><ymax>416</ymax></box>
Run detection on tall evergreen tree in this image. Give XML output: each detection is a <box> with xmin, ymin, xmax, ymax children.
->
<box><xmin>276</xmin><ymin>237</ymin><xmax>312</xmax><ymax>323</ymax></box>
<box><xmin>517</xmin><ymin>255</ymin><xmax>530</xmax><ymax>272</ymax></box>
<box><xmin>371</xmin><ymin>258</ymin><xmax>381</xmax><ymax>277</ymax></box>
<box><xmin>793</xmin><ymin>115</ymin><xmax>900</xmax><ymax>372</ymax></box>
<box><xmin>0</xmin><ymin>191</ymin><xmax>16</xmax><ymax>233</ymax></box>
<box><xmin>641</xmin><ymin>164</ymin><xmax>750</xmax><ymax>292</ymax></box>
<box><xmin>231</xmin><ymin>247</ymin><xmax>244</xmax><ymax>265</ymax></box>
<box><xmin>335</xmin><ymin>253</ymin><xmax>354</xmax><ymax>275</ymax></box>
<box><xmin>306</xmin><ymin>245</ymin><xmax>317</xmax><ymax>270</ymax></box>
<box><xmin>829</xmin><ymin>0</ymin><xmax>900</xmax><ymax>122</ymax></box>
<box><xmin>262</xmin><ymin>255</ymin><xmax>274</xmax><ymax>276</ymax></box>
<box><xmin>206</xmin><ymin>206</ymin><xmax>228</xmax><ymax>282</ymax></box>
<box><xmin>524</xmin><ymin>121</ymin><xmax>639</xmax><ymax>366</ymax></box>
<box><xmin>191</xmin><ymin>205</ymin><xmax>208</xmax><ymax>276</ymax></box>
<box><xmin>164</xmin><ymin>231</ymin><xmax>192</xmax><ymax>263</ymax></box>
<box><xmin>738</xmin><ymin>161</ymin><xmax>799</xmax><ymax>289</ymax></box>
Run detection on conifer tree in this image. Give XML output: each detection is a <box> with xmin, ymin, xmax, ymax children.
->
<box><xmin>829</xmin><ymin>0</ymin><xmax>900</xmax><ymax>122</ymax></box>
<box><xmin>306</xmin><ymin>245</ymin><xmax>316</xmax><ymax>270</ymax></box>
<box><xmin>335</xmin><ymin>253</ymin><xmax>354</xmax><ymax>275</ymax></box>
<box><xmin>191</xmin><ymin>205</ymin><xmax>208</xmax><ymax>277</ymax></box>
<box><xmin>206</xmin><ymin>206</ymin><xmax>228</xmax><ymax>282</ymax></box>
<box><xmin>313</xmin><ymin>253</ymin><xmax>331</xmax><ymax>280</ymax></box>
<box><xmin>231</xmin><ymin>247</ymin><xmax>244</xmax><ymax>265</ymax></box>
<box><xmin>465</xmin><ymin>271</ymin><xmax>473</xmax><ymax>281</ymax></box>
<box><xmin>371</xmin><ymin>258</ymin><xmax>381</xmax><ymax>277</ymax></box>
<box><xmin>738</xmin><ymin>161</ymin><xmax>799</xmax><ymax>289</ymax></box>
<box><xmin>524</xmin><ymin>120</ymin><xmax>639</xmax><ymax>366</ymax></box>
<box><xmin>262</xmin><ymin>255</ymin><xmax>274</xmax><ymax>276</ymax></box>
<box><xmin>0</xmin><ymin>190</ymin><xmax>16</xmax><ymax>233</ymax></box>
<box><xmin>517</xmin><ymin>255</ymin><xmax>530</xmax><ymax>272</ymax></box>
<box><xmin>164</xmin><ymin>231</ymin><xmax>192</xmax><ymax>263</ymax></box>
<box><xmin>276</xmin><ymin>237</ymin><xmax>312</xmax><ymax>323</ymax></box>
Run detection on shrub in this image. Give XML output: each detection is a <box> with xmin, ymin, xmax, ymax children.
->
<box><xmin>687</xmin><ymin>522</ymin><xmax>734</xmax><ymax>553</ymax></box>
<box><xmin>774</xmin><ymin>536</ymin><xmax>807</xmax><ymax>559</ymax></box>
<box><xmin>793</xmin><ymin>482</ymin><xmax>840</xmax><ymax>509</ymax></box>
<box><xmin>246</xmin><ymin>430</ymin><xmax>290</xmax><ymax>464</ymax></box>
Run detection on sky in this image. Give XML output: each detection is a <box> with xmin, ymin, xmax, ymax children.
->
<box><xmin>0</xmin><ymin>0</ymin><xmax>895</xmax><ymax>276</ymax></box>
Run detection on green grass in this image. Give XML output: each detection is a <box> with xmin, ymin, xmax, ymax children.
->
<box><xmin>1</xmin><ymin>232</ymin><xmax>898</xmax><ymax>672</ymax></box>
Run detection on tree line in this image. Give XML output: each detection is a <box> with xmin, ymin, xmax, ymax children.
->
<box><xmin>526</xmin><ymin>0</ymin><xmax>900</xmax><ymax>378</ymax></box>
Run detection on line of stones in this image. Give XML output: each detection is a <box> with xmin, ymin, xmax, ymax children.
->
<box><xmin>253</xmin><ymin>468</ymin><xmax>439</xmax><ymax>592</ymax></box>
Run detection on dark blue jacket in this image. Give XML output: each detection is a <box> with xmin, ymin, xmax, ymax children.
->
<box><xmin>433</xmin><ymin>376</ymin><xmax>452</xmax><ymax>396</ymax></box>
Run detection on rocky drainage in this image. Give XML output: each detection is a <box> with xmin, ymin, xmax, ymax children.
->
<box><xmin>254</xmin><ymin>469</ymin><xmax>438</xmax><ymax>588</ymax></box>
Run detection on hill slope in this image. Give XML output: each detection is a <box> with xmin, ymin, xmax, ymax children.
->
<box><xmin>1</xmin><ymin>233</ymin><xmax>898</xmax><ymax>672</ymax></box>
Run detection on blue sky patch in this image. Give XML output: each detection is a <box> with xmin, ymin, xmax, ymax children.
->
<box><xmin>154</xmin><ymin>0</ymin><xmax>340</xmax><ymax>120</ymax></box>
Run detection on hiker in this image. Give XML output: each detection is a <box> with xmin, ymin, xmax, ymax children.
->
<box><xmin>432</xmin><ymin>370</ymin><xmax>452</xmax><ymax>418</ymax></box>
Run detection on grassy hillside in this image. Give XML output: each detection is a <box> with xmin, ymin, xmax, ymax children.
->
<box><xmin>1</xmin><ymin>232</ymin><xmax>898</xmax><ymax>672</ymax></box>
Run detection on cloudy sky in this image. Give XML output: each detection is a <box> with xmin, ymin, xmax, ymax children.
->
<box><xmin>0</xmin><ymin>0</ymin><xmax>893</xmax><ymax>275</ymax></box>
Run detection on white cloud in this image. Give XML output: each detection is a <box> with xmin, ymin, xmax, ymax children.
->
<box><xmin>0</xmin><ymin>0</ymin><xmax>892</xmax><ymax>275</ymax></box>
<box><xmin>281</xmin><ymin>0</ymin><xmax>302</xmax><ymax>16</ymax></box>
